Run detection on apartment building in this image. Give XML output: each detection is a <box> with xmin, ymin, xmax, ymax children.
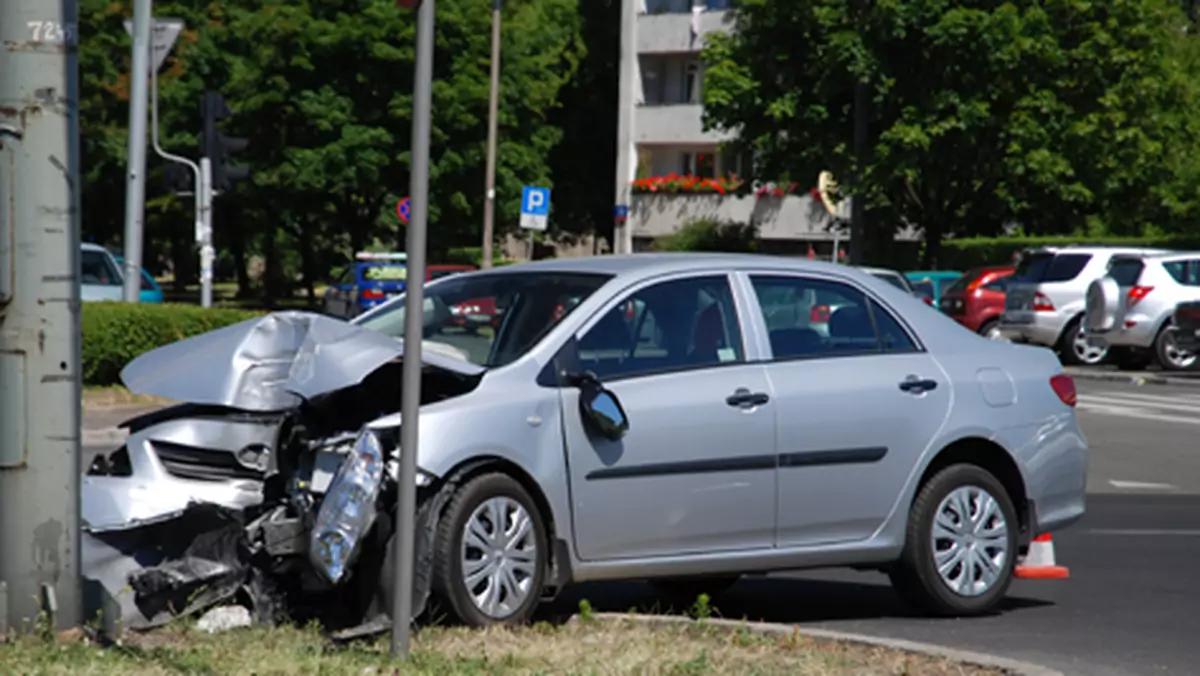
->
<box><xmin>624</xmin><ymin>0</ymin><xmax>917</xmax><ymax>255</ymax></box>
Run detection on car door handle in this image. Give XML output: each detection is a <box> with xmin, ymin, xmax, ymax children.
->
<box><xmin>726</xmin><ymin>388</ymin><xmax>770</xmax><ymax>408</ymax></box>
<box><xmin>899</xmin><ymin>376</ymin><xmax>938</xmax><ymax>394</ymax></box>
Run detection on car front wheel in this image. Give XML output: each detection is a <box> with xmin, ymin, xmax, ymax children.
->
<box><xmin>889</xmin><ymin>464</ymin><xmax>1017</xmax><ymax>617</ymax></box>
<box><xmin>431</xmin><ymin>473</ymin><xmax>548</xmax><ymax>627</ymax></box>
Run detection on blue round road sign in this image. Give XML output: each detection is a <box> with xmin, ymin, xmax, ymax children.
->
<box><xmin>396</xmin><ymin>197</ymin><xmax>411</xmax><ymax>224</ymax></box>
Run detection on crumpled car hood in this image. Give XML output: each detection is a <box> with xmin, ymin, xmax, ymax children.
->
<box><xmin>120</xmin><ymin>311</ymin><xmax>485</xmax><ymax>412</ymax></box>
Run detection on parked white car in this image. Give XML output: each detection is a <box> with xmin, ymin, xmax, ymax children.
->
<box><xmin>81</xmin><ymin>242</ymin><xmax>125</xmax><ymax>302</ymax></box>
<box><xmin>1084</xmin><ymin>251</ymin><xmax>1200</xmax><ymax>371</ymax></box>
<box><xmin>999</xmin><ymin>246</ymin><xmax>1169</xmax><ymax>366</ymax></box>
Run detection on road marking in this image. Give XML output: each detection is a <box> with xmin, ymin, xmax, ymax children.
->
<box><xmin>1108</xmin><ymin>479</ymin><xmax>1179</xmax><ymax>491</ymax></box>
<box><xmin>1089</xmin><ymin>529</ymin><xmax>1200</xmax><ymax>537</ymax></box>
<box><xmin>1076</xmin><ymin>391</ymin><xmax>1200</xmax><ymax>426</ymax></box>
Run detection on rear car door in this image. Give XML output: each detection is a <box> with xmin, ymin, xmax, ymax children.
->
<box><xmin>743</xmin><ymin>272</ymin><xmax>952</xmax><ymax>547</ymax></box>
<box><xmin>560</xmin><ymin>272</ymin><xmax>778</xmax><ymax>560</ymax></box>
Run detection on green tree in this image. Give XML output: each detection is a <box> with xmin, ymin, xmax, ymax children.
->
<box><xmin>703</xmin><ymin>0</ymin><xmax>1200</xmax><ymax>266</ymax></box>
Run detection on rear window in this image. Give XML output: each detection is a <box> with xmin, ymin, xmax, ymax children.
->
<box><xmin>1014</xmin><ymin>252</ymin><xmax>1091</xmax><ymax>283</ymax></box>
<box><xmin>945</xmin><ymin>269</ymin><xmax>984</xmax><ymax>295</ymax></box>
<box><xmin>1163</xmin><ymin>259</ymin><xmax>1200</xmax><ymax>286</ymax></box>
<box><xmin>1107</xmin><ymin>258</ymin><xmax>1146</xmax><ymax>286</ymax></box>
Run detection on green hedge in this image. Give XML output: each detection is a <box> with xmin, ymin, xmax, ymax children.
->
<box><xmin>83</xmin><ymin>302</ymin><xmax>264</xmax><ymax>386</ymax></box>
<box><xmin>940</xmin><ymin>235</ymin><xmax>1200</xmax><ymax>270</ymax></box>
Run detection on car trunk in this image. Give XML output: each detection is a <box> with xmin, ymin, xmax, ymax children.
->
<box><xmin>1003</xmin><ymin>253</ymin><xmax>1056</xmax><ymax>322</ymax></box>
<box><xmin>938</xmin><ymin>270</ymin><xmax>981</xmax><ymax>316</ymax></box>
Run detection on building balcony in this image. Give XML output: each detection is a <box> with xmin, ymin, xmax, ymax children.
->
<box><xmin>636</xmin><ymin>104</ymin><xmax>734</xmax><ymax>145</ymax></box>
<box><xmin>630</xmin><ymin>193</ymin><xmax>922</xmax><ymax>243</ymax></box>
<box><xmin>637</xmin><ymin>9</ymin><xmax>730</xmax><ymax>55</ymax></box>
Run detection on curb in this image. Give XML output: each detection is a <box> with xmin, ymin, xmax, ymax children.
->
<box><xmin>1064</xmin><ymin>368</ymin><xmax>1200</xmax><ymax>387</ymax></box>
<box><xmin>82</xmin><ymin>428</ymin><xmax>127</xmax><ymax>447</ymax></box>
<box><xmin>578</xmin><ymin>613</ymin><xmax>1063</xmax><ymax>676</ymax></box>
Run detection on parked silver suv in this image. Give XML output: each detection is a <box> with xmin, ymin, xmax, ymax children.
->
<box><xmin>1084</xmin><ymin>252</ymin><xmax>1200</xmax><ymax>371</ymax></box>
<box><xmin>1000</xmin><ymin>246</ymin><xmax>1169</xmax><ymax>365</ymax></box>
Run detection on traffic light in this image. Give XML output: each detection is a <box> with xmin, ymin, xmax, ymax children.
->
<box><xmin>199</xmin><ymin>91</ymin><xmax>251</xmax><ymax>192</ymax></box>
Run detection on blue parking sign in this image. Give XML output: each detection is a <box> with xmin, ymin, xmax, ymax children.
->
<box><xmin>520</xmin><ymin>185</ymin><xmax>551</xmax><ymax>231</ymax></box>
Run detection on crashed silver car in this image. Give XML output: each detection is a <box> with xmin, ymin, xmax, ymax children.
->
<box><xmin>83</xmin><ymin>254</ymin><xmax>1087</xmax><ymax>633</ymax></box>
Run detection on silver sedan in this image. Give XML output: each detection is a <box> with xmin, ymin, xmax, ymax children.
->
<box><xmin>90</xmin><ymin>253</ymin><xmax>1087</xmax><ymax>631</ymax></box>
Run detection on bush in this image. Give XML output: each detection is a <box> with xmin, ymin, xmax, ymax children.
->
<box><xmin>82</xmin><ymin>302</ymin><xmax>264</xmax><ymax>386</ymax></box>
<box><xmin>940</xmin><ymin>234</ymin><xmax>1200</xmax><ymax>270</ymax></box>
<box><xmin>655</xmin><ymin>217</ymin><xmax>759</xmax><ymax>253</ymax></box>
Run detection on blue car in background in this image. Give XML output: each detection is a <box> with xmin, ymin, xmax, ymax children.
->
<box><xmin>114</xmin><ymin>255</ymin><xmax>165</xmax><ymax>304</ymax></box>
<box><xmin>323</xmin><ymin>252</ymin><xmax>409</xmax><ymax>319</ymax></box>
<box><xmin>905</xmin><ymin>270</ymin><xmax>962</xmax><ymax>308</ymax></box>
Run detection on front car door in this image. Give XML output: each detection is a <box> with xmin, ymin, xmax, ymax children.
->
<box><xmin>559</xmin><ymin>272</ymin><xmax>778</xmax><ymax>561</ymax></box>
<box><xmin>741</xmin><ymin>271</ymin><xmax>952</xmax><ymax>548</ymax></box>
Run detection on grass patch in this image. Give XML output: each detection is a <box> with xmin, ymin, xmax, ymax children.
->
<box><xmin>2</xmin><ymin>616</ymin><xmax>1006</xmax><ymax>675</ymax></box>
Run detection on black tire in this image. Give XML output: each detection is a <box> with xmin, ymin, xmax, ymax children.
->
<box><xmin>1155</xmin><ymin>322</ymin><xmax>1199</xmax><ymax>372</ymax></box>
<box><xmin>1057</xmin><ymin>316</ymin><xmax>1108</xmax><ymax>366</ymax></box>
<box><xmin>648</xmin><ymin>575</ymin><xmax>740</xmax><ymax>606</ymax></box>
<box><xmin>888</xmin><ymin>464</ymin><xmax>1018</xmax><ymax>617</ymax></box>
<box><xmin>430</xmin><ymin>473</ymin><xmax>548</xmax><ymax>627</ymax></box>
<box><xmin>1111</xmin><ymin>346</ymin><xmax>1153</xmax><ymax>371</ymax></box>
<box><xmin>977</xmin><ymin>318</ymin><xmax>1001</xmax><ymax>341</ymax></box>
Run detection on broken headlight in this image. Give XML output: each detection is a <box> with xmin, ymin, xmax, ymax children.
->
<box><xmin>309</xmin><ymin>428</ymin><xmax>385</xmax><ymax>584</ymax></box>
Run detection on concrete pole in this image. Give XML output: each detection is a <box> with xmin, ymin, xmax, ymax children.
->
<box><xmin>612</xmin><ymin>0</ymin><xmax>638</xmax><ymax>254</ymax></box>
<box><xmin>121</xmin><ymin>0</ymin><xmax>153</xmax><ymax>302</ymax></box>
<box><xmin>0</xmin><ymin>0</ymin><xmax>84</xmax><ymax>633</ymax></box>
<box><xmin>480</xmin><ymin>0</ymin><xmax>502</xmax><ymax>269</ymax></box>
<box><xmin>849</xmin><ymin>81</ymin><xmax>868</xmax><ymax>266</ymax></box>
<box><xmin>391</xmin><ymin>0</ymin><xmax>434</xmax><ymax>659</ymax></box>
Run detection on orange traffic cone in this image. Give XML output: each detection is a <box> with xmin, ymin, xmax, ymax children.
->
<box><xmin>1014</xmin><ymin>533</ymin><xmax>1070</xmax><ymax>579</ymax></box>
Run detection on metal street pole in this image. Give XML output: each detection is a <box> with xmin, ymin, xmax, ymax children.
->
<box><xmin>391</xmin><ymin>0</ymin><xmax>434</xmax><ymax>659</ymax></box>
<box><xmin>121</xmin><ymin>0</ymin><xmax>153</xmax><ymax>302</ymax></box>
<box><xmin>0</xmin><ymin>0</ymin><xmax>84</xmax><ymax>633</ymax></box>
<box><xmin>149</xmin><ymin>47</ymin><xmax>206</xmax><ymax>304</ymax></box>
<box><xmin>612</xmin><ymin>0</ymin><xmax>637</xmax><ymax>255</ymax></box>
<box><xmin>849</xmin><ymin>81</ymin><xmax>868</xmax><ymax>266</ymax></box>
<box><xmin>198</xmin><ymin>159</ymin><xmax>214</xmax><ymax>309</ymax></box>
<box><xmin>480</xmin><ymin>0</ymin><xmax>502</xmax><ymax>269</ymax></box>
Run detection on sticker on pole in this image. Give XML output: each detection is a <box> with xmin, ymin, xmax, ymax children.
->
<box><xmin>520</xmin><ymin>186</ymin><xmax>550</xmax><ymax>232</ymax></box>
<box><xmin>396</xmin><ymin>196</ymin><xmax>411</xmax><ymax>224</ymax></box>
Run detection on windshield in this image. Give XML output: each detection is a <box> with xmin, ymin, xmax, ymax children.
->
<box><xmin>81</xmin><ymin>250</ymin><xmax>122</xmax><ymax>286</ymax></box>
<box><xmin>357</xmin><ymin>271</ymin><xmax>612</xmax><ymax>367</ymax></box>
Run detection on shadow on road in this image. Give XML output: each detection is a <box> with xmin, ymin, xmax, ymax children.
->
<box><xmin>541</xmin><ymin>575</ymin><xmax>1053</xmax><ymax>625</ymax></box>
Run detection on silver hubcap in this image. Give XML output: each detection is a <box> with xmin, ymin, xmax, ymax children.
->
<box><xmin>1162</xmin><ymin>331</ymin><xmax>1197</xmax><ymax>369</ymax></box>
<box><xmin>931</xmin><ymin>486</ymin><xmax>1009</xmax><ymax>597</ymax></box>
<box><xmin>460</xmin><ymin>497</ymin><xmax>539</xmax><ymax>619</ymax></box>
<box><xmin>1073</xmin><ymin>328</ymin><xmax>1107</xmax><ymax>364</ymax></box>
<box><xmin>985</xmin><ymin>326</ymin><xmax>1007</xmax><ymax>341</ymax></box>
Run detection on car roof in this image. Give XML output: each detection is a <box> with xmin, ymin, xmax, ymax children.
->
<box><xmin>1123</xmin><ymin>250</ymin><xmax>1200</xmax><ymax>263</ymax></box>
<box><xmin>81</xmin><ymin>242</ymin><xmax>109</xmax><ymax>253</ymax></box>
<box><xmin>1029</xmin><ymin>245</ymin><xmax>1171</xmax><ymax>256</ymax></box>
<box><xmin>858</xmin><ymin>266</ymin><xmax>903</xmax><ymax>276</ymax></box>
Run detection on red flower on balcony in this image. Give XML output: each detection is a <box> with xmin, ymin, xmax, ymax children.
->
<box><xmin>631</xmin><ymin>173</ymin><xmax>746</xmax><ymax>195</ymax></box>
<box><xmin>754</xmin><ymin>181</ymin><xmax>802</xmax><ymax>199</ymax></box>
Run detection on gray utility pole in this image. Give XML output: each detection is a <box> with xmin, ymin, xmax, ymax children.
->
<box><xmin>391</xmin><ymin>0</ymin><xmax>434</xmax><ymax>659</ymax></box>
<box><xmin>121</xmin><ymin>0</ymin><xmax>153</xmax><ymax>302</ymax></box>
<box><xmin>480</xmin><ymin>0</ymin><xmax>502</xmax><ymax>270</ymax></box>
<box><xmin>198</xmin><ymin>159</ymin><xmax>214</xmax><ymax>308</ymax></box>
<box><xmin>612</xmin><ymin>0</ymin><xmax>638</xmax><ymax>255</ymax></box>
<box><xmin>849</xmin><ymin>80</ymin><xmax>868</xmax><ymax>266</ymax></box>
<box><xmin>0</xmin><ymin>0</ymin><xmax>84</xmax><ymax>634</ymax></box>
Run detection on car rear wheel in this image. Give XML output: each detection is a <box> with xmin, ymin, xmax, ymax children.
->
<box><xmin>888</xmin><ymin>464</ymin><xmax>1017</xmax><ymax>617</ymax></box>
<box><xmin>977</xmin><ymin>318</ymin><xmax>1005</xmax><ymax>341</ymax></box>
<box><xmin>1155</xmin><ymin>322</ymin><xmax>1198</xmax><ymax>372</ymax></box>
<box><xmin>431</xmin><ymin>473</ymin><xmax>548</xmax><ymax>627</ymax></box>
<box><xmin>1058</xmin><ymin>317</ymin><xmax>1108</xmax><ymax>366</ymax></box>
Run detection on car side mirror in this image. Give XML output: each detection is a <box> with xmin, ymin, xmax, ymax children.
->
<box><xmin>571</xmin><ymin>371</ymin><xmax>629</xmax><ymax>441</ymax></box>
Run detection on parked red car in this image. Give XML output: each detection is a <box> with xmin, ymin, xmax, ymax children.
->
<box><xmin>939</xmin><ymin>265</ymin><xmax>1015</xmax><ymax>339</ymax></box>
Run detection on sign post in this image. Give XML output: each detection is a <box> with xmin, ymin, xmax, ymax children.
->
<box><xmin>519</xmin><ymin>185</ymin><xmax>550</xmax><ymax>260</ymax></box>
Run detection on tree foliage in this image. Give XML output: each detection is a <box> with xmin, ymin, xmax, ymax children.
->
<box><xmin>78</xmin><ymin>0</ymin><xmax>586</xmax><ymax>298</ymax></box>
<box><xmin>702</xmin><ymin>0</ymin><xmax>1200</xmax><ymax>265</ymax></box>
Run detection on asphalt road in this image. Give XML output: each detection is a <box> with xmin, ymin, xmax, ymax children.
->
<box><xmin>83</xmin><ymin>378</ymin><xmax>1200</xmax><ymax>675</ymax></box>
<box><xmin>549</xmin><ymin>378</ymin><xmax>1200</xmax><ymax>676</ymax></box>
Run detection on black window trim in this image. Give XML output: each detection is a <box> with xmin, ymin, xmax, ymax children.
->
<box><xmin>565</xmin><ymin>271</ymin><xmax>752</xmax><ymax>385</ymax></box>
<box><xmin>742</xmin><ymin>271</ymin><xmax>927</xmax><ymax>364</ymax></box>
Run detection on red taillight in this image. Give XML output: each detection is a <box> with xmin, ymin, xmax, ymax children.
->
<box><xmin>811</xmin><ymin>304</ymin><xmax>831</xmax><ymax>323</ymax></box>
<box><xmin>1127</xmin><ymin>285</ymin><xmax>1154</xmax><ymax>308</ymax></box>
<box><xmin>361</xmin><ymin>288</ymin><xmax>385</xmax><ymax>301</ymax></box>
<box><xmin>1050</xmin><ymin>373</ymin><xmax>1077</xmax><ymax>407</ymax></box>
<box><xmin>1033</xmin><ymin>292</ymin><xmax>1055</xmax><ymax>312</ymax></box>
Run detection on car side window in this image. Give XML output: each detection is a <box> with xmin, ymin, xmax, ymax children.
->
<box><xmin>577</xmin><ymin>275</ymin><xmax>744</xmax><ymax>381</ymax></box>
<box><xmin>750</xmin><ymin>275</ymin><xmax>917</xmax><ymax>360</ymax></box>
<box><xmin>1164</xmin><ymin>260</ymin><xmax>1200</xmax><ymax>286</ymax></box>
